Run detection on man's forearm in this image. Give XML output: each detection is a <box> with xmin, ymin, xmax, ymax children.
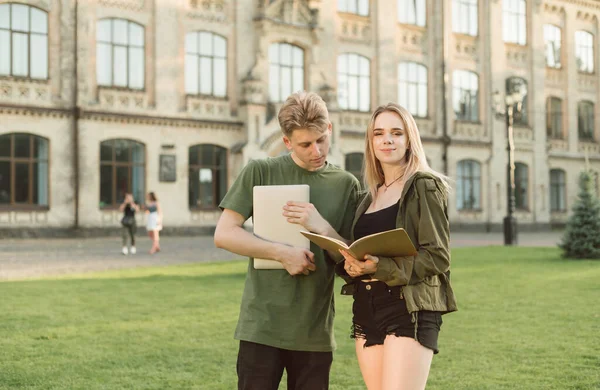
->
<box><xmin>215</xmin><ymin>225</ymin><xmax>285</xmax><ymax>262</ymax></box>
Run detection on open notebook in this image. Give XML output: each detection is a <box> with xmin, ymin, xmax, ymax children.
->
<box><xmin>252</xmin><ymin>184</ymin><xmax>310</xmax><ymax>269</ymax></box>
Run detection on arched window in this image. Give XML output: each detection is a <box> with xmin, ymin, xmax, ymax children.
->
<box><xmin>514</xmin><ymin>162</ymin><xmax>528</xmax><ymax>210</ymax></box>
<box><xmin>575</xmin><ymin>30</ymin><xmax>594</xmax><ymax>74</ymax></box>
<box><xmin>453</xmin><ymin>70</ymin><xmax>479</xmax><ymax>122</ymax></box>
<box><xmin>546</xmin><ymin>97</ymin><xmax>563</xmax><ymax>139</ymax></box>
<box><xmin>345</xmin><ymin>152</ymin><xmax>363</xmax><ymax>183</ymax></box>
<box><xmin>544</xmin><ymin>24</ymin><xmax>561</xmax><ymax>68</ymax></box>
<box><xmin>398</xmin><ymin>0</ymin><xmax>426</xmax><ymax>27</ymax></box>
<box><xmin>189</xmin><ymin>144</ymin><xmax>227</xmax><ymax>209</ymax></box>
<box><xmin>503</xmin><ymin>0</ymin><xmax>526</xmax><ymax>45</ymax></box>
<box><xmin>578</xmin><ymin>101</ymin><xmax>595</xmax><ymax>141</ymax></box>
<box><xmin>452</xmin><ymin>0</ymin><xmax>478</xmax><ymax>36</ymax></box>
<box><xmin>99</xmin><ymin>139</ymin><xmax>145</xmax><ymax>208</ymax></box>
<box><xmin>0</xmin><ymin>3</ymin><xmax>48</xmax><ymax>79</ymax></box>
<box><xmin>549</xmin><ymin>169</ymin><xmax>566</xmax><ymax>212</ymax></box>
<box><xmin>506</xmin><ymin>77</ymin><xmax>528</xmax><ymax>126</ymax></box>
<box><xmin>338</xmin><ymin>0</ymin><xmax>369</xmax><ymax>16</ymax></box>
<box><xmin>457</xmin><ymin>160</ymin><xmax>481</xmax><ymax>210</ymax></box>
<box><xmin>0</xmin><ymin>133</ymin><xmax>49</xmax><ymax>207</ymax></box>
<box><xmin>338</xmin><ymin>53</ymin><xmax>370</xmax><ymax>112</ymax></box>
<box><xmin>398</xmin><ymin>62</ymin><xmax>427</xmax><ymax>118</ymax></box>
<box><xmin>269</xmin><ymin>43</ymin><xmax>304</xmax><ymax>103</ymax></box>
<box><xmin>185</xmin><ymin>31</ymin><xmax>227</xmax><ymax>97</ymax></box>
<box><xmin>96</xmin><ymin>18</ymin><xmax>145</xmax><ymax>89</ymax></box>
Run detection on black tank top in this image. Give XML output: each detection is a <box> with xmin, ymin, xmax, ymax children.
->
<box><xmin>354</xmin><ymin>201</ymin><xmax>399</xmax><ymax>240</ymax></box>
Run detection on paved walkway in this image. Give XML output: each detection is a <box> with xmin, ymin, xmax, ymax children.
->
<box><xmin>0</xmin><ymin>231</ymin><xmax>563</xmax><ymax>281</ymax></box>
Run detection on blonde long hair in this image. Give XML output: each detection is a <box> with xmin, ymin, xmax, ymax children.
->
<box><xmin>363</xmin><ymin>103</ymin><xmax>450</xmax><ymax>200</ymax></box>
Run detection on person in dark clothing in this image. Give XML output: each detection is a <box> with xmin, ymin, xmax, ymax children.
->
<box><xmin>119</xmin><ymin>193</ymin><xmax>139</xmax><ymax>255</ymax></box>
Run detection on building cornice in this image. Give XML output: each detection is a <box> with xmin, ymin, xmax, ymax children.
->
<box><xmin>0</xmin><ymin>103</ymin><xmax>73</xmax><ymax>119</ymax></box>
<box><xmin>81</xmin><ymin>109</ymin><xmax>244</xmax><ymax>131</ymax></box>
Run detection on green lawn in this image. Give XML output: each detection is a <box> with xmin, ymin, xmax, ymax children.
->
<box><xmin>1</xmin><ymin>247</ymin><xmax>599</xmax><ymax>390</ymax></box>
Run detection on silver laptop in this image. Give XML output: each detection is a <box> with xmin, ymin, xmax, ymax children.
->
<box><xmin>252</xmin><ymin>185</ymin><xmax>310</xmax><ymax>269</ymax></box>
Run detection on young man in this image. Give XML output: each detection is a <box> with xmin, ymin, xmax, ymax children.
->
<box><xmin>214</xmin><ymin>91</ymin><xmax>361</xmax><ymax>390</ymax></box>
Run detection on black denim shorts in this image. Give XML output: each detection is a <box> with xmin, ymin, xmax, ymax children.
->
<box><xmin>351</xmin><ymin>281</ymin><xmax>443</xmax><ymax>354</ymax></box>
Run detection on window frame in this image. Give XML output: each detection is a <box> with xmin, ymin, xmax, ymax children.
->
<box><xmin>453</xmin><ymin>70</ymin><xmax>479</xmax><ymax>122</ymax></box>
<box><xmin>514</xmin><ymin>162</ymin><xmax>529</xmax><ymax>210</ymax></box>
<box><xmin>549</xmin><ymin>169</ymin><xmax>566</xmax><ymax>212</ymax></box>
<box><xmin>184</xmin><ymin>31</ymin><xmax>227</xmax><ymax>98</ymax></box>
<box><xmin>337</xmin><ymin>53</ymin><xmax>371</xmax><ymax>112</ymax></box>
<box><xmin>575</xmin><ymin>30</ymin><xmax>594</xmax><ymax>74</ymax></box>
<box><xmin>452</xmin><ymin>0</ymin><xmax>478</xmax><ymax>36</ymax></box>
<box><xmin>503</xmin><ymin>0</ymin><xmax>527</xmax><ymax>45</ymax></box>
<box><xmin>0</xmin><ymin>133</ymin><xmax>49</xmax><ymax>209</ymax></box>
<box><xmin>99</xmin><ymin>139</ymin><xmax>146</xmax><ymax>209</ymax></box>
<box><xmin>456</xmin><ymin>159</ymin><xmax>481</xmax><ymax>211</ymax></box>
<box><xmin>506</xmin><ymin>77</ymin><xmax>528</xmax><ymax>126</ymax></box>
<box><xmin>268</xmin><ymin>42</ymin><xmax>304</xmax><ymax>103</ymax></box>
<box><xmin>188</xmin><ymin>144</ymin><xmax>228</xmax><ymax>210</ymax></box>
<box><xmin>546</xmin><ymin>96</ymin><xmax>563</xmax><ymax>139</ymax></box>
<box><xmin>338</xmin><ymin>0</ymin><xmax>369</xmax><ymax>16</ymax></box>
<box><xmin>0</xmin><ymin>3</ymin><xmax>49</xmax><ymax>80</ymax></box>
<box><xmin>577</xmin><ymin>100</ymin><xmax>595</xmax><ymax>142</ymax></box>
<box><xmin>543</xmin><ymin>24</ymin><xmax>562</xmax><ymax>69</ymax></box>
<box><xmin>344</xmin><ymin>152</ymin><xmax>364</xmax><ymax>183</ymax></box>
<box><xmin>96</xmin><ymin>18</ymin><xmax>146</xmax><ymax>90</ymax></box>
<box><xmin>398</xmin><ymin>62</ymin><xmax>428</xmax><ymax>118</ymax></box>
<box><xmin>397</xmin><ymin>0</ymin><xmax>426</xmax><ymax>27</ymax></box>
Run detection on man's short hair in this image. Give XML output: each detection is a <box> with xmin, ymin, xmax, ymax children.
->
<box><xmin>278</xmin><ymin>91</ymin><xmax>330</xmax><ymax>138</ymax></box>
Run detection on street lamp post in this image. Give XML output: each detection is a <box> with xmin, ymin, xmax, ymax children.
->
<box><xmin>493</xmin><ymin>89</ymin><xmax>525</xmax><ymax>245</ymax></box>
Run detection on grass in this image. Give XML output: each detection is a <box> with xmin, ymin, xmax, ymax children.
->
<box><xmin>0</xmin><ymin>247</ymin><xmax>599</xmax><ymax>389</ymax></box>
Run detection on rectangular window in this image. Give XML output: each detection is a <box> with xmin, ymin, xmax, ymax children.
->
<box><xmin>503</xmin><ymin>0</ymin><xmax>526</xmax><ymax>45</ymax></box>
<box><xmin>452</xmin><ymin>0</ymin><xmax>478</xmax><ymax>36</ymax></box>
<box><xmin>575</xmin><ymin>31</ymin><xmax>594</xmax><ymax>73</ymax></box>
<box><xmin>544</xmin><ymin>25</ymin><xmax>561</xmax><ymax>68</ymax></box>
<box><xmin>398</xmin><ymin>0</ymin><xmax>426</xmax><ymax>27</ymax></box>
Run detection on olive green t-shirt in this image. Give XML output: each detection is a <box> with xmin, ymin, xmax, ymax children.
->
<box><xmin>219</xmin><ymin>154</ymin><xmax>360</xmax><ymax>352</ymax></box>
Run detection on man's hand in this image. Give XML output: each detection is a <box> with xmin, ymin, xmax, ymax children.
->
<box><xmin>340</xmin><ymin>249</ymin><xmax>379</xmax><ymax>278</ymax></box>
<box><xmin>276</xmin><ymin>245</ymin><xmax>316</xmax><ymax>276</ymax></box>
<box><xmin>283</xmin><ymin>201</ymin><xmax>330</xmax><ymax>235</ymax></box>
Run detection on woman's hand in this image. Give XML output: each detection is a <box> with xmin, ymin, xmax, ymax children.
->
<box><xmin>340</xmin><ymin>249</ymin><xmax>379</xmax><ymax>278</ymax></box>
<box><xmin>283</xmin><ymin>201</ymin><xmax>331</xmax><ymax>235</ymax></box>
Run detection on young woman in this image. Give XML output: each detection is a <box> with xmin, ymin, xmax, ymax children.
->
<box><xmin>119</xmin><ymin>193</ymin><xmax>139</xmax><ymax>255</ymax></box>
<box><xmin>337</xmin><ymin>103</ymin><xmax>458</xmax><ymax>390</ymax></box>
<box><xmin>145</xmin><ymin>192</ymin><xmax>162</xmax><ymax>254</ymax></box>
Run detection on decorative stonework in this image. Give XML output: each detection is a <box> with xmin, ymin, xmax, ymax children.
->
<box><xmin>98</xmin><ymin>88</ymin><xmax>148</xmax><ymax>112</ymax></box>
<box><xmin>514</xmin><ymin>126</ymin><xmax>533</xmax><ymax>142</ymax></box>
<box><xmin>576</xmin><ymin>10</ymin><xmax>598</xmax><ymax>22</ymax></box>
<box><xmin>543</xmin><ymin>3</ymin><xmax>566</xmax><ymax>14</ymax></box>
<box><xmin>81</xmin><ymin>110</ymin><xmax>243</xmax><ymax>131</ymax></box>
<box><xmin>545</xmin><ymin>68</ymin><xmax>564</xmax><ymax>88</ymax></box>
<box><xmin>506</xmin><ymin>45</ymin><xmax>528</xmax><ymax>69</ymax></box>
<box><xmin>0</xmin><ymin>80</ymin><xmax>52</xmax><ymax>105</ymax></box>
<box><xmin>454</xmin><ymin>37</ymin><xmax>479</xmax><ymax>62</ymax></box>
<box><xmin>190</xmin><ymin>210</ymin><xmax>221</xmax><ymax>223</ymax></box>
<box><xmin>415</xmin><ymin>118</ymin><xmax>434</xmax><ymax>136</ymax></box>
<box><xmin>397</xmin><ymin>27</ymin><xmax>426</xmax><ymax>54</ymax></box>
<box><xmin>339</xmin><ymin>112</ymin><xmax>370</xmax><ymax>132</ymax></box>
<box><xmin>338</xmin><ymin>16</ymin><xmax>372</xmax><ymax>44</ymax></box>
<box><xmin>0</xmin><ymin>211</ymin><xmax>49</xmax><ymax>226</ymax></box>
<box><xmin>186</xmin><ymin>96</ymin><xmax>232</xmax><ymax>119</ymax></box>
<box><xmin>187</xmin><ymin>0</ymin><xmax>229</xmax><ymax>23</ymax></box>
<box><xmin>456</xmin><ymin>210</ymin><xmax>484</xmax><ymax>220</ymax></box>
<box><xmin>578</xmin><ymin>141</ymin><xmax>600</xmax><ymax>155</ymax></box>
<box><xmin>258</xmin><ymin>0</ymin><xmax>317</xmax><ymax>28</ymax></box>
<box><xmin>547</xmin><ymin>138</ymin><xmax>568</xmax><ymax>152</ymax></box>
<box><xmin>577</xmin><ymin>73</ymin><xmax>597</xmax><ymax>93</ymax></box>
<box><xmin>453</xmin><ymin>121</ymin><xmax>483</xmax><ymax>139</ymax></box>
<box><xmin>98</xmin><ymin>0</ymin><xmax>145</xmax><ymax>11</ymax></box>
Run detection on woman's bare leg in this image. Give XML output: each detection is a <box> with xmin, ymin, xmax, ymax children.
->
<box><xmin>381</xmin><ymin>335</ymin><xmax>433</xmax><ymax>390</ymax></box>
<box><xmin>355</xmin><ymin>338</ymin><xmax>384</xmax><ymax>390</ymax></box>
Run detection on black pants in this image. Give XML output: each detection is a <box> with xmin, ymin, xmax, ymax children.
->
<box><xmin>236</xmin><ymin>340</ymin><xmax>332</xmax><ymax>390</ymax></box>
<box><xmin>121</xmin><ymin>224</ymin><xmax>136</xmax><ymax>246</ymax></box>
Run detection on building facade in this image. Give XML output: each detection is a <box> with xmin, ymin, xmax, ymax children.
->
<box><xmin>0</xmin><ymin>0</ymin><xmax>599</xmax><ymax>235</ymax></box>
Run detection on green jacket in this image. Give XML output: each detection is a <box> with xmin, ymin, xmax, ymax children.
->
<box><xmin>338</xmin><ymin>171</ymin><xmax>458</xmax><ymax>315</ymax></box>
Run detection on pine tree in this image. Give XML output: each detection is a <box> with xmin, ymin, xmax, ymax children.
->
<box><xmin>560</xmin><ymin>170</ymin><xmax>600</xmax><ymax>259</ymax></box>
